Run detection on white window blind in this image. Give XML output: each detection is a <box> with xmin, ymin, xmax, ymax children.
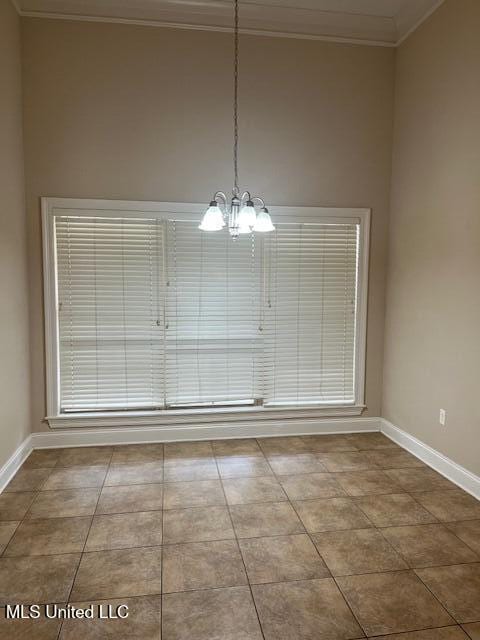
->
<box><xmin>165</xmin><ymin>221</ymin><xmax>263</xmax><ymax>406</ymax></box>
<box><xmin>48</xmin><ymin>201</ymin><xmax>366</xmax><ymax>418</ymax></box>
<box><xmin>56</xmin><ymin>216</ymin><xmax>164</xmax><ymax>411</ymax></box>
<box><xmin>264</xmin><ymin>223</ymin><xmax>358</xmax><ymax>406</ymax></box>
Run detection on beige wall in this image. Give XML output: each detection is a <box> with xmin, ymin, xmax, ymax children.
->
<box><xmin>383</xmin><ymin>0</ymin><xmax>480</xmax><ymax>474</ymax></box>
<box><xmin>21</xmin><ymin>18</ymin><xmax>395</xmax><ymax>431</ymax></box>
<box><xmin>0</xmin><ymin>0</ymin><xmax>31</xmax><ymax>469</ymax></box>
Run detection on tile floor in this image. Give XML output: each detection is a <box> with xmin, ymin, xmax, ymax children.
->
<box><xmin>0</xmin><ymin>433</ymin><xmax>479</xmax><ymax>639</ymax></box>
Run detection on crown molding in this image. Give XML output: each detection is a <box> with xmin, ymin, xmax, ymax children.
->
<box><xmin>18</xmin><ymin>10</ymin><xmax>396</xmax><ymax>47</ymax></box>
<box><xmin>17</xmin><ymin>0</ymin><xmax>444</xmax><ymax>47</ymax></box>
<box><xmin>396</xmin><ymin>0</ymin><xmax>445</xmax><ymax>45</ymax></box>
<box><xmin>18</xmin><ymin>0</ymin><xmax>399</xmax><ymax>45</ymax></box>
<box><xmin>10</xmin><ymin>0</ymin><xmax>22</xmax><ymax>14</ymax></box>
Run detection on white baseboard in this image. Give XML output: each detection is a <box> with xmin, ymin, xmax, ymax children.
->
<box><xmin>3</xmin><ymin>418</ymin><xmax>479</xmax><ymax>503</ymax></box>
<box><xmin>31</xmin><ymin>416</ymin><xmax>381</xmax><ymax>449</ymax></box>
<box><xmin>0</xmin><ymin>436</ymin><xmax>33</xmax><ymax>493</ymax></box>
<box><xmin>381</xmin><ymin>418</ymin><xmax>480</xmax><ymax>500</ymax></box>
<box><xmin>1</xmin><ymin>417</ymin><xmax>379</xmax><ymax>492</ymax></box>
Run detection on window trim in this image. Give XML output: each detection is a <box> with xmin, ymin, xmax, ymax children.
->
<box><xmin>42</xmin><ymin>197</ymin><xmax>370</xmax><ymax>428</ymax></box>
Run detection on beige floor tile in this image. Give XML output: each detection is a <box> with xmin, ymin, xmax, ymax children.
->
<box><xmin>223</xmin><ymin>476</ymin><xmax>287</xmax><ymax>504</ymax></box>
<box><xmin>56</xmin><ymin>447</ymin><xmax>113</xmax><ymax>468</ymax></box>
<box><xmin>463</xmin><ymin>622</ymin><xmax>480</xmax><ymax>639</ymax></box>
<box><xmin>0</xmin><ymin>492</ymin><xmax>36</xmax><ymax>521</ymax></box>
<box><xmin>312</xmin><ymin>528</ymin><xmax>407</xmax><ymax>576</ymax></box>
<box><xmin>60</xmin><ymin>596</ymin><xmax>161</xmax><ymax>640</ymax></box>
<box><xmin>355</xmin><ymin>493</ymin><xmax>437</xmax><ymax>527</ymax></box>
<box><xmin>414</xmin><ymin>490</ymin><xmax>480</xmax><ymax>522</ymax></box>
<box><xmin>4</xmin><ymin>468</ymin><xmax>51</xmax><ymax>492</ymax></box>
<box><xmin>212</xmin><ymin>439</ymin><xmax>262</xmax><ymax>456</ymax></box>
<box><xmin>337</xmin><ymin>570</ymin><xmax>454</xmax><ymax>636</ymax></box>
<box><xmin>364</xmin><ymin>449</ymin><xmax>425</xmax><ymax>469</ymax></box>
<box><xmin>22</xmin><ymin>449</ymin><xmax>61</xmax><ymax>469</ymax></box>
<box><xmin>415</xmin><ymin>563</ymin><xmax>480</xmax><ymax>623</ymax></box>
<box><xmin>163</xmin><ymin>506</ymin><xmax>234</xmax><ymax>544</ymax></box>
<box><xmin>163</xmin><ymin>480</ymin><xmax>225</xmax><ymax>509</ymax></box>
<box><xmin>319</xmin><ymin>452</ymin><xmax>377</xmax><ymax>472</ymax></box>
<box><xmin>336</xmin><ymin>470</ymin><xmax>402</xmax><ymax>496</ymax></box>
<box><xmin>239</xmin><ymin>534</ymin><xmax>329</xmax><ymax>584</ymax></box>
<box><xmin>96</xmin><ymin>484</ymin><xmax>163</xmax><ymax>514</ymax></box>
<box><xmin>0</xmin><ymin>554</ymin><xmax>80</xmax><ymax>605</ymax></box>
<box><xmin>105</xmin><ymin>462</ymin><xmax>163</xmax><ymax>486</ymax></box>
<box><xmin>0</xmin><ymin>605</ymin><xmax>63</xmax><ymax>640</ymax></box>
<box><xmin>27</xmin><ymin>488</ymin><xmax>100</xmax><ymax>519</ymax></box>
<box><xmin>4</xmin><ymin>436</ymin><xmax>476</xmax><ymax>640</ymax></box>
<box><xmin>447</xmin><ymin>520</ymin><xmax>480</xmax><ymax>554</ymax></box>
<box><xmin>111</xmin><ymin>444</ymin><xmax>164</xmax><ymax>464</ymax></box>
<box><xmin>4</xmin><ymin>516</ymin><xmax>91</xmax><ymax>556</ymax></box>
<box><xmin>385</xmin><ymin>468</ymin><xmax>457</xmax><ymax>492</ymax></box>
<box><xmin>43</xmin><ymin>465</ymin><xmax>108</xmax><ymax>490</ymax></box>
<box><xmin>71</xmin><ymin>546</ymin><xmax>162</xmax><ymax>600</ymax></box>
<box><xmin>217</xmin><ymin>455</ymin><xmax>272</xmax><ymax>479</ymax></box>
<box><xmin>258</xmin><ymin>436</ymin><xmax>310</xmax><ymax>456</ymax></box>
<box><xmin>163</xmin><ymin>441</ymin><xmax>213</xmax><ymax>460</ymax></box>
<box><xmin>294</xmin><ymin>497</ymin><xmax>372</xmax><ymax>533</ymax></box>
<box><xmin>163</xmin><ymin>458</ymin><xmax>218</xmax><ymax>482</ymax></box>
<box><xmin>162</xmin><ymin>586</ymin><xmax>262</xmax><ymax>640</ymax></box>
<box><xmin>163</xmin><ymin>539</ymin><xmax>247</xmax><ymax>593</ymax></box>
<box><xmin>300</xmin><ymin>434</ymin><xmax>358</xmax><ymax>452</ymax></box>
<box><xmin>372</xmin><ymin>628</ymin><xmax>470</xmax><ymax>639</ymax></box>
<box><xmin>0</xmin><ymin>522</ymin><xmax>19</xmax><ymax>555</ymax></box>
<box><xmin>252</xmin><ymin>578</ymin><xmax>363</xmax><ymax>640</ymax></box>
<box><xmin>279</xmin><ymin>473</ymin><xmax>346</xmax><ymax>500</ymax></box>
<box><xmin>347</xmin><ymin>432</ymin><xmax>400</xmax><ymax>450</ymax></box>
<box><xmin>85</xmin><ymin>511</ymin><xmax>163</xmax><ymax>551</ymax></box>
<box><xmin>230</xmin><ymin>502</ymin><xmax>304</xmax><ymax>538</ymax></box>
<box><xmin>381</xmin><ymin>524</ymin><xmax>479</xmax><ymax>568</ymax></box>
<box><xmin>267</xmin><ymin>454</ymin><xmax>326</xmax><ymax>475</ymax></box>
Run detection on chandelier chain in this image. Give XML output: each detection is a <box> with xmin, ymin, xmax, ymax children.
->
<box><xmin>233</xmin><ymin>0</ymin><xmax>239</xmax><ymax>195</ymax></box>
<box><xmin>199</xmin><ymin>0</ymin><xmax>274</xmax><ymax>236</ymax></box>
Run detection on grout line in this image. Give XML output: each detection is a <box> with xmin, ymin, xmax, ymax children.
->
<box><xmin>404</xmin><ymin>489</ymin><xmax>444</xmax><ymax>523</ymax></box>
<box><xmin>441</xmin><ymin>523</ymin><xmax>480</xmax><ymax>558</ymax></box>
<box><xmin>280</xmin><ymin>462</ymin><xmax>369</xmax><ymax>634</ymax></box>
<box><xmin>215</xmin><ymin>442</ymin><xmax>267</xmax><ymax>640</ymax></box>
<box><xmin>59</xmin><ymin>446</ymin><xmax>114</xmax><ymax>637</ymax></box>
<box><xmin>0</xmin><ymin>520</ymin><xmax>21</xmax><ymax>559</ymax></box>
<box><xmin>159</xmin><ymin>443</ymin><xmax>164</xmax><ymax>640</ymax></box>
<box><xmin>412</xmin><ymin>567</ymin><xmax>461</xmax><ymax>625</ymax></box>
<box><xmin>3</xmin><ymin>436</ymin><xmax>480</xmax><ymax>637</ymax></box>
<box><xmin>258</xmin><ymin>440</ymin><xmax>372</xmax><ymax>633</ymax></box>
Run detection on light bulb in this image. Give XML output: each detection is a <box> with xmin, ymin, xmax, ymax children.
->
<box><xmin>237</xmin><ymin>201</ymin><xmax>257</xmax><ymax>230</ymax></box>
<box><xmin>199</xmin><ymin>202</ymin><xmax>225</xmax><ymax>231</ymax></box>
<box><xmin>253</xmin><ymin>207</ymin><xmax>275</xmax><ymax>232</ymax></box>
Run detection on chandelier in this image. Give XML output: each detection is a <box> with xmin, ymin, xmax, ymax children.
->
<box><xmin>199</xmin><ymin>0</ymin><xmax>275</xmax><ymax>239</ymax></box>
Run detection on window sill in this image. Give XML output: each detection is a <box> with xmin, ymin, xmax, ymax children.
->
<box><xmin>46</xmin><ymin>404</ymin><xmax>366</xmax><ymax>429</ymax></box>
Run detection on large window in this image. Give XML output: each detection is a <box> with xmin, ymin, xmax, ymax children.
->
<box><xmin>43</xmin><ymin>199</ymin><xmax>369</xmax><ymax>426</ymax></box>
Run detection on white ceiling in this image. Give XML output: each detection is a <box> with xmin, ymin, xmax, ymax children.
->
<box><xmin>16</xmin><ymin>0</ymin><xmax>445</xmax><ymax>45</ymax></box>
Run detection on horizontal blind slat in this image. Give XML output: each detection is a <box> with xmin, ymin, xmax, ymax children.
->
<box><xmin>263</xmin><ymin>222</ymin><xmax>358</xmax><ymax>405</ymax></box>
<box><xmin>56</xmin><ymin>215</ymin><xmax>165</xmax><ymax>411</ymax></box>
<box><xmin>165</xmin><ymin>221</ymin><xmax>263</xmax><ymax>406</ymax></box>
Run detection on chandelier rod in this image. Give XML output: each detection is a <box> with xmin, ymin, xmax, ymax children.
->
<box><xmin>233</xmin><ymin>0</ymin><xmax>239</xmax><ymax>196</ymax></box>
<box><xmin>198</xmin><ymin>0</ymin><xmax>275</xmax><ymax>236</ymax></box>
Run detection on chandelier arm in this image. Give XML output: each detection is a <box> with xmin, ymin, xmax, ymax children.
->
<box><xmin>251</xmin><ymin>196</ymin><xmax>266</xmax><ymax>209</ymax></box>
<box><xmin>240</xmin><ymin>191</ymin><xmax>251</xmax><ymax>204</ymax></box>
<box><xmin>213</xmin><ymin>191</ymin><xmax>228</xmax><ymax>208</ymax></box>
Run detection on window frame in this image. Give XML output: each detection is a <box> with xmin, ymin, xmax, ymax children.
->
<box><xmin>42</xmin><ymin>197</ymin><xmax>370</xmax><ymax>429</ymax></box>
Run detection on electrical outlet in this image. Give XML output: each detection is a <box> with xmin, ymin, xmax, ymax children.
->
<box><xmin>439</xmin><ymin>409</ymin><xmax>446</xmax><ymax>426</ymax></box>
